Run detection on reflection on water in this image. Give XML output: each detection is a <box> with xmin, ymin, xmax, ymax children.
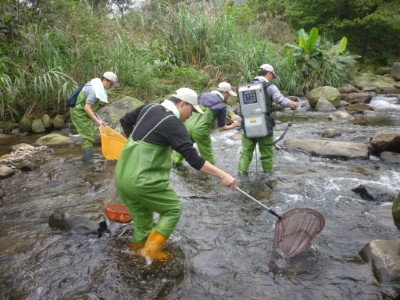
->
<box><xmin>0</xmin><ymin>95</ymin><xmax>400</xmax><ymax>299</ymax></box>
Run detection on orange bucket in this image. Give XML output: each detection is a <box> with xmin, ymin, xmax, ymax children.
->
<box><xmin>99</xmin><ymin>126</ymin><xmax>127</xmax><ymax>160</ymax></box>
<box><xmin>104</xmin><ymin>203</ymin><xmax>132</xmax><ymax>223</ymax></box>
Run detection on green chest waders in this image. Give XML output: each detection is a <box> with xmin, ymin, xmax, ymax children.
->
<box><xmin>115</xmin><ymin>111</ymin><xmax>182</xmax><ymax>242</ymax></box>
<box><xmin>172</xmin><ymin>107</ymin><xmax>216</xmax><ymax>164</ymax></box>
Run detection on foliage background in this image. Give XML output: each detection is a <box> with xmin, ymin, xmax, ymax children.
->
<box><xmin>0</xmin><ymin>0</ymin><xmax>399</xmax><ymax>122</ymax></box>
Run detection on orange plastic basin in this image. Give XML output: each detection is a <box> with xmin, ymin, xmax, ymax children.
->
<box><xmin>104</xmin><ymin>203</ymin><xmax>132</xmax><ymax>223</ymax></box>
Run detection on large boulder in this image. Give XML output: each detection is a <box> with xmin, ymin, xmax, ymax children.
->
<box><xmin>283</xmin><ymin>138</ymin><xmax>369</xmax><ymax>159</ymax></box>
<box><xmin>97</xmin><ymin>96</ymin><xmax>144</xmax><ymax>131</ymax></box>
<box><xmin>393</xmin><ymin>193</ymin><xmax>400</xmax><ymax>231</ymax></box>
<box><xmin>370</xmin><ymin>130</ymin><xmax>400</xmax><ymax>155</ymax></box>
<box><xmin>306</xmin><ymin>86</ymin><xmax>341</xmax><ymax>109</ymax></box>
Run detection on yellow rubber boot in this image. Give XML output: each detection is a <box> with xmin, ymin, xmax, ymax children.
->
<box><xmin>139</xmin><ymin>230</ymin><xmax>171</xmax><ymax>261</ymax></box>
<box><xmin>129</xmin><ymin>241</ymin><xmax>145</xmax><ymax>252</ymax></box>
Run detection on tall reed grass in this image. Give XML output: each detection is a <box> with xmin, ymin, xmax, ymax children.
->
<box><xmin>1</xmin><ymin>1</ymin><xmax>355</xmax><ymax>122</ymax></box>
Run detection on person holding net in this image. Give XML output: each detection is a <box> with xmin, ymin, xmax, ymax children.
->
<box><xmin>116</xmin><ymin>88</ymin><xmax>237</xmax><ymax>262</ymax></box>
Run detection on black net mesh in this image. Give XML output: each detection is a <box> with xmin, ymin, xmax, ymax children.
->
<box><xmin>274</xmin><ymin>208</ymin><xmax>325</xmax><ymax>258</ymax></box>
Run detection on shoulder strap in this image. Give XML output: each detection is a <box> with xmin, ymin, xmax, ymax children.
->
<box><xmin>131</xmin><ymin>104</ymin><xmax>174</xmax><ymax>141</ymax></box>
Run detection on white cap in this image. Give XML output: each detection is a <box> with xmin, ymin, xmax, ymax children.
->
<box><xmin>103</xmin><ymin>71</ymin><xmax>119</xmax><ymax>87</ymax></box>
<box><xmin>218</xmin><ymin>82</ymin><xmax>237</xmax><ymax>96</ymax></box>
<box><xmin>173</xmin><ymin>88</ymin><xmax>204</xmax><ymax>114</ymax></box>
<box><xmin>259</xmin><ymin>64</ymin><xmax>277</xmax><ymax>78</ymax></box>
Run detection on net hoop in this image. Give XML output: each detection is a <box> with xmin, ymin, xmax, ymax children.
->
<box><xmin>274</xmin><ymin>208</ymin><xmax>325</xmax><ymax>258</ymax></box>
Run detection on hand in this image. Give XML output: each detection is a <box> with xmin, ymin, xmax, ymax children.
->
<box><xmin>232</xmin><ymin>120</ymin><xmax>240</xmax><ymax>127</ymax></box>
<box><xmin>97</xmin><ymin>119</ymin><xmax>107</xmax><ymax>126</ymax></box>
<box><xmin>221</xmin><ymin>173</ymin><xmax>237</xmax><ymax>189</ymax></box>
<box><xmin>288</xmin><ymin>101</ymin><xmax>297</xmax><ymax>110</ymax></box>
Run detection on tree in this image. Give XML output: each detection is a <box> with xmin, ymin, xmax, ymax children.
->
<box><xmin>252</xmin><ymin>0</ymin><xmax>400</xmax><ymax>64</ymax></box>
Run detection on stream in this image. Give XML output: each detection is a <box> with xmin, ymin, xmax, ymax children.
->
<box><xmin>0</xmin><ymin>94</ymin><xmax>399</xmax><ymax>300</ymax></box>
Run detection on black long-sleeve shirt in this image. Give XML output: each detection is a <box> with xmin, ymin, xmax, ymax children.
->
<box><xmin>120</xmin><ymin>104</ymin><xmax>206</xmax><ymax>170</ymax></box>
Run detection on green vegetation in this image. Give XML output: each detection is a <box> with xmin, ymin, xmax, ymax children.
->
<box><xmin>0</xmin><ymin>0</ymin><xmax>398</xmax><ymax>122</ymax></box>
<box><xmin>283</xmin><ymin>27</ymin><xmax>360</xmax><ymax>94</ymax></box>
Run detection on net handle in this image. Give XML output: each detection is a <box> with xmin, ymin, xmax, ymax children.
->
<box><xmin>236</xmin><ymin>187</ymin><xmax>281</xmax><ymax>219</ymax></box>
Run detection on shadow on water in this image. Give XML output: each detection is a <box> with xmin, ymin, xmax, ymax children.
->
<box><xmin>1</xmin><ymin>94</ymin><xmax>400</xmax><ymax>299</ymax></box>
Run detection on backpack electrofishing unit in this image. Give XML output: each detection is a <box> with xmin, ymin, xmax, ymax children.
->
<box><xmin>238</xmin><ymin>81</ymin><xmax>274</xmax><ymax>138</ymax></box>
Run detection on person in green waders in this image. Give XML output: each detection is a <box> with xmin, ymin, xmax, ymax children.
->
<box><xmin>171</xmin><ymin>82</ymin><xmax>241</xmax><ymax>165</ymax></box>
<box><xmin>116</xmin><ymin>88</ymin><xmax>237</xmax><ymax>261</ymax></box>
<box><xmin>238</xmin><ymin>64</ymin><xmax>297</xmax><ymax>175</ymax></box>
<box><xmin>70</xmin><ymin>71</ymin><xmax>119</xmax><ymax>163</ymax></box>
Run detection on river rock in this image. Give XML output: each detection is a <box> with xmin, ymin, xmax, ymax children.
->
<box><xmin>52</xmin><ymin>114</ymin><xmax>65</xmax><ymax>129</ymax></box>
<box><xmin>42</xmin><ymin>114</ymin><xmax>52</xmax><ymax>129</ymax></box>
<box><xmin>359</xmin><ymin>240</ymin><xmax>400</xmax><ymax>283</ymax></box>
<box><xmin>351</xmin><ymin>184</ymin><xmax>396</xmax><ymax>202</ymax></box>
<box><xmin>306</xmin><ymin>86</ymin><xmax>341</xmax><ymax>109</ymax></box>
<box><xmin>314</xmin><ymin>97</ymin><xmax>337</xmax><ymax>111</ymax></box>
<box><xmin>345</xmin><ymin>103</ymin><xmax>374</xmax><ymax>112</ymax></box>
<box><xmin>370</xmin><ymin>130</ymin><xmax>400</xmax><ymax>154</ymax></box>
<box><xmin>48</xmin><ymin>211</ymin><xmax>108</xmax><ymax>236</ymax></box>
<box><xmin>352</xmin><ymin>73</ymin><xmax>397</xmax><ymax>92</ymax></box>
<box><xmin>320</xmin><ymin>128</ymin><xmax>341</xmax><ymax>138</ymax></box>
<box><xmin>18</xmin><ymin>117</ymin><xmax>32</xmax><ymax>133</ymax></box>
<box><xmin>328</xmin><ymin>111</ymin><xmax>355</xmax><ymax>122</ymax></box>
<box><xmin>343</xmin><ymin>93</ymin><xmax>373</xmax><ymax>104</ymax></box>
<box><xmin>380</xmin><ymin>151</ymin><xmax>400</xmax><ymax>164</ymax></box>
<box><xmin>36</xmin><ymin>133</ymin><xmax>74</xmax><ymax>146</ymax></box>
<box><xmin>0</xmin><ymin>165</ymin><xmax>15</xmax><ymax>179</ymax></box>
<box><xmin>390</xmin><ymin>62</ymin><xmax>400</xmax><ymax>81</ymax></box>
<box><xmin>283</xmin><ymin>138</ymin><xmax>369</xmax><ymax>159</ymax></box>
<box><xmin>338</xmin><ymin>84</ymin><xmax>359</xmax><ymax>94</ymax></box>
<box><xmin>0</xmin><ymin>188</ymin><xmax>4</xmax><ymax>199</ymax></box>
<box><xmin>32</xmin><ymin>119</ymin><xmax>46</xmax><ymax>133</ymax></box>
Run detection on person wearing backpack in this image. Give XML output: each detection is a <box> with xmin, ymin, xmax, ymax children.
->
<box><xmin>237</xmin><ymin>64</ymin><xmax>297</xmax><ymax>175</ymax></box>
<box><xmin>69</xmin><ymin>71</ymin><xmax>119</xmax><ymax>163</ymax></box>
<box><xmin>171</xmin><ymin>82</ymin><xmax>240</xmax><ymax>166</ymax></box>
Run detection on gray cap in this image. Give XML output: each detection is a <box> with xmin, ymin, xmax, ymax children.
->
<box><xmin>259</xmin><ymin>64</ymin><xmax>277</xmax><ymax>78</ymax></box>
<box><xmin>172</xmin><ymin>88</ymin><xmax>204</xmax><ymax>114</ymax></box>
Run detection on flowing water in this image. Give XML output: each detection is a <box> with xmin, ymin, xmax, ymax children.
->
<box><xmin>1</xmin><ymin>95</ymin><xmax>400</xmax><ymax>300</ymax></box>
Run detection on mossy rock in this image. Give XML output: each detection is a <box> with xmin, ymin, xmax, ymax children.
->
<box><xmin>36</xmin><ymin>133</ymin><xmax>73</xmax><ymax>146</ymax></box>
<box><xmin>19</xmin><ymin>117</ymin><xmax>32</xmax><ymax>133</ymax></box>
<box><xmin>42</xmin><ymin>114</ymin><xmax>52</xmax><ymax>129</ymax></box>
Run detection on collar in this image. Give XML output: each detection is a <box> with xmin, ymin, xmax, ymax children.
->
<box><xmin>90</xmin><ymin>78</ymin><xmax>108</xmax><ymax>103</ymax></box>
<box><xmin>161</xmin><ymin>99</ymin><xmax>180</xmax><ymax>119</ymax></box>
<box><xmin>253</xmin><ymin>76</ymin><xmax>269</xmax><ymax>83</ymax></box>
<box><xmin>211</xmin><ymin>90</ymin><xmax>224</xmax><ymax>100</ymax></box>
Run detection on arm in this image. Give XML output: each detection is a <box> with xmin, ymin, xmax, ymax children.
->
<box><xmin>84</xmin><ymin>104</ymin><xmax>104</xmax><ymax>126</ymax></box>
<box><xmin>199</xmin><ymin>161</ymin><xmax>236</xmax><ymax>189</ymax></box>
<box><xmin>218</xmin><ymin>120</ymin><xmax>240</xmax><ymax>132</ymax></box>
<box><xmin>214</xmin><ymin>107</ymin><xmax>240</xmax><ymax>131</ymax></box>
<box><xmin>120</xmin><ymin>106</ymin><xmax>145</xmax><ymax>137</ymax></box>
<box><xmin>267</xmin><ymin>85</ymin><xmax>297</xmax><ymax>110</ymax></box>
